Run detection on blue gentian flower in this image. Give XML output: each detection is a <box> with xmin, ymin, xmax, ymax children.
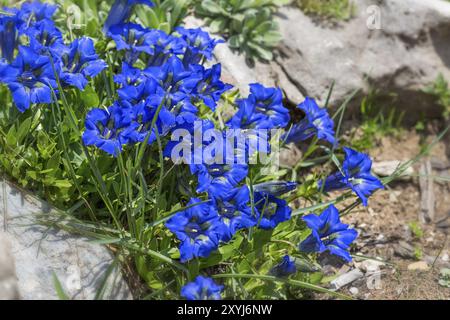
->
<box><xmin>114</xmin><ymin>64</ymin><xmax>158</xmax><ymax>104</ymax></box>
<box><xmin>165</xmin><ymin>198</ymin><xmax>227</xmax><ymax>262</ymax></box>
<box><xmin>212</xmin><ymin>185</ymin><xmax>257</xmax><ymax>241</ymax></box>
<box><xmin>102</xmin><ymin>0</ymin><xmax>154</xmax><ymax>33</ymax></box>
<box><xmin>254</xmin><ymin>192</ymin><xmax>292</xmax><ymax>230</ymax></box>
<box><xmin>82</xmin><ymin>104</ymin><xmax>134</xmax><ymax>156</ymax></box>
<box><xmin>0</xmin><ymin>8</ymin><xmax>19</xmax><ymax>62</ymax></box>
<box><xmin>0</xmin><ymin>45</ymin><xmax>57</xmax><ymax>112</ymax></box>
<box><xmin>228</xmin><ymin>83</ymin><xmax>290</xmax><ymax>129</ymax></box>
<box><xmin>60</xmin><ymin>37</ymin><xmax>107</xmax><ymax>90</ymax></box>
<box><xmin>181</xmin><ymin>276</ymin><xmax>223</xmax><ymax>300</ymax></box>
<box><xmin>253</xmin><ymin>181</ymin><xmax>297</xmax><ymax>197</ymax></box>
<box><xmin>192</xmin><ymin>163</ymin><xmax>248</xmax><ymax>200</ymax></box>
<box><xmin>25</xmin><ymin>19</ymin><xmax>65</xmax><ymax>56</ymax></box>
<box><xmin>145</xmin><ymin>56</ymin><xmax>201</xmax><ymax>106</ymax></box>
<box><xmin>108</xmin><ymin>23</ymin><xmax>157</xmax><ymax>64</ymax></box>
<box><xmin>163</xmin><ymin>119</ymin><xmax>214</xmax><ymax>164</ymax></box>
<box><xmin>191</xmin><ymin>64</ymin><xmax>232</xmax><ymax>111</ymax></box>
<box><xmin>146</xmin><ymin>30</ymin><xmax>186</xmax><ymax>66</ymax></box>
<box><xmin>18</xmin><ymin>1</ymin><xmax>58</xmax><ymax>23</ymax></box>
<box><xmin>320</xmin><ymin>147</ymin><xmax>384</xmax><ymax>206</ymax></box>
<box><xmin>270</xmin><ymin>255</ymin><xmax>297</xmax><ymax>277</ymax></box>
<box><xmin>299</xmin><ymin>205</ymin><xmax>358</xmax><ymax>262</ymax></box>
<box><xmin>284</xmin><ymin>97</ymin><xmax>336</xmax><ymax>145</ymax></box>
<box><xmin>176</xmin><ymin>26</ymin><xmax>223</xmax><ymax>66</ymax></box>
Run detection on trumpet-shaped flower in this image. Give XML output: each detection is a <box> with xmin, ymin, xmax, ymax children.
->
<box><xmin>299</xmin><ymin>205</ymin><xmax>358</xmax><ymax>262</ymax></box>
<box><xmin>82</xmin><ymin>104</ymin><xmax>134</xmax><ymax>156</ymax></box>
<box><xmin>102</xmin><ymin>0</ymin><xmax>154</xmax><ymax>33</ymax></box>
<box><xmin>108</xmin><ymin>23</ymin><xmax>157</xmax><ymax>63</ymax></box>
<box><xmin>193</xmin><ymin>163</ymin><xmax>248</xmax><ymax>200</ymax></box>
<box><xmin>0</xmin><ymin>8</ymin><xmax>19</xmax><ymax>62</ymax></box>
<box><xmin>60</xmin><ymin>37</ymin><xmax>107</xmax><ymax>90</ymax></box>
<box><xmin>228</xmin><ymin>83</ymin><xmax>290</xmax><ymax>129</ymax></box>
<box><xmin>18</xmin><ymin>1</ymin><xmax>58</xmax><ymax>24</ymax></box>
<box><xmin>165</xmin><ymin>198</ymin><xmax>227</xmax><ymax>262</ymax></box>
<box><xmin>191</xmin><ymin>64</ymin><xmax>232</xmax><ymax>111</ymax></box>
<box><xmin>320</xmin><ymin>147</ymin><xmax>384</xmax><ymax>206</ymax></box>
<box><xmin>0</xmin><ymin>45</ymin><xmax>57</xmax><ymax>112</ymax></box>
<box><xmin>212</xmin><ymin>185</ymin><xmax>257</xmax><ymax>241</ymax></box>
<box><xmin>176</xmin><ymin>27</ymin><xmax>223</xmax><ymax>65</ymax></box>
<box><xmin>270</xmin><ymin>255</ymin><xmax>297</xmax><ymax>277</ymax></box>
<box><xmin>145</xmin><ymin>56</ymin><xmax>201</xmax><ymax>106</ymax></box>
<box><xmin>25</xmin><ymin>19</ymin><xmax>65</xmax><ymax>56</ymax></box>
<box><xmin>254</xmin><ymin>192</ymin><xmax>292</xmax><ymax>230</ymax></box>
<box><xmin>284</xmin><ymin>97</ymin><xmax>336</xmax><ymax>145</ymax></box>
<box><xmin>181</xmin><ymin>276</ymin><xmax>223</xmax><ymax>300</ymax></box>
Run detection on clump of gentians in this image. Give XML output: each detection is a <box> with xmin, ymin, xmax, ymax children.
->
<box><xmin>0</xmin><ymin>1</ymin><xmax>385</xmax><ymax>300</ymax></box>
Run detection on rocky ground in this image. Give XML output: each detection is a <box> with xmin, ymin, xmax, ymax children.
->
<box><xmin>327</xmin><ymin>126</ymin><xmax>450</xmax><ymax>300</ymax></box>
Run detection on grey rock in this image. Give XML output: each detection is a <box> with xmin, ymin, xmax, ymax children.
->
<box><xmin>0</xmin><ymin>180</ymin><xmax>132</xmax><ymax>300</ymax></box>
<box><xmin>372</xmin><ymin>160</ymin><xmax>413</xmax><ymax>181</ymax></box>
<box><xmin>275</xmin><ymin>0</ymin><xmax>450</xmax><ymax>116</ymax></box>
<box><xmin>394</xmin><ymin>241</ymin><xmax>416</xmax><ymax>259</ymax></box>
<box><xmin>186</xmin><ymin>1</ymin><xmax>450</xmax><ymax>118</ymax></box>
<box><xmin>0</xmin><ymin>232</ymin><xmax>20</xmax><ymax>300</ymax></box>
<box><xmin>330</xmin><ymin>268</ymin><xmax>364</xmax><ymax>290</ymax></box>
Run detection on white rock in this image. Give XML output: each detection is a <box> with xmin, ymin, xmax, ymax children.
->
<box><xmin>349</xmin><ymin>287</ymin><xmax>359</xmax><ymax>296</ymax></box>
<box><xmin>330</xmin><ymin>268</ymin><xmax>364</xmax><ymax>290</ymax></box>
<box><xmin>372</xmin><ymin>161</ymin><xmax>414</xmax><ymax>180</ymax></box>
<box><xmin>407</xmin><ymin>261</ymin><xmax>430</xmax><ymax>271</ymax></box>
<box><xmin>0</xmin><ymin>181</ymin><xmax>132</xmax><ymax>300</ymax></box>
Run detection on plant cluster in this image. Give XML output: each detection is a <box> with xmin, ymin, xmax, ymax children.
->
<box><xmin>0</xmin><ymin>0</ymin><xmax>385</xmax><ymax>300</ymax></box>
<box><xmin>297</xmin><ymin>0</ymin><xmax>354</xmax><ymax>21</ymax></box>
<box><xmin>194</xmin><ymin>0</ymin><xmax>288</xmax><ymax>61</ymax></box>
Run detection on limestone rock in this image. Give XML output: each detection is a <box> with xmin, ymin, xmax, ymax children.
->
<box><xmin>0</xmin><ymin>181</ymin><xmax>132</xmax><ymax>300</ymax></box>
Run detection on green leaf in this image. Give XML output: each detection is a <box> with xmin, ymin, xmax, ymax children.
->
<box><xmin>81</xmin><ymin>86</ymin><xmax>99</xmax><ymax>108</ymax></box>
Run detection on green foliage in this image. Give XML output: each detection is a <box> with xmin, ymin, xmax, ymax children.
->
<box><xmin>439</xmin><ymin>268</ymin><xmax>450</xmax><ymax>288</ymax></box>
<box><xmin>194</xmin><ymin>0</ymin><xmax>284</xmax><ymax>61</ymax></box>
<box><xmin>297</xmin><ymin>0</ymin><xmax>355</xmax><ymax>20</ymax></box>
<box><xmin>423</xmin><ymin>74</ymin><xmax>450</xmax><ymax>119</ymax></box>
<box><xmin>408</xmin><ymin>221</ymin><xmax>423</xmax><ymax>239</ymax></box>
<box><xmin>347</xmin><ymin>92</ymin><xmax>404</xmax><ymax>152</ymax></box>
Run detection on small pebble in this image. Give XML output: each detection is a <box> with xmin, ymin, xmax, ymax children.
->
<box><xmin>407</xmin><ymin>261</ymin><xmax>430</xmax><ymax>271</ymax></box>
<box><xmin>349</xmin><ymin>287</ymin><xmax>359</xmax><ymax>295</ymax></box>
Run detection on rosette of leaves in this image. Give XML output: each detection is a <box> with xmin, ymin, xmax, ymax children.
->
<box><xmin>297</xmin><ymin>0</ymin><xmax>355</xmax><ymax>21</ymax></box>
<box><xmin>195</xmin><ymin>0</ymin><xmax>285</xmax><ymax>61</ymax></box>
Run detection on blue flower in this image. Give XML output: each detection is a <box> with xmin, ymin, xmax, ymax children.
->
<box><xmin>60</xmin><ymin>37</ymin><xmax>107</xmax><ymax>90</ymax></box>
<box><xmin>299</xmin><ymin>205</ymin><xmax>358</xmax><ymax>262</ymax></box>
<box><xmin>254</xmin><ymin>192</ymin><xmax>292</xmax><ymax>230</ymax></box>
<box><xmin>212</xmin><ymin>185</ymin><xmax>257</xmax><ymax>242</ymax></box>
<box><xmin>270</xmin><ymin>255</ymin><xmax>297</xmax><ymax>277</ymax></box>
<box><xmin>165</xmin><ymin>198</ymin><xmax>227</xmax><ymax>262</ymax></box>
<box><xmin>82</xmin><ymin>104</ymin><xmax>134</xmax><ymax>156</ymax></box>
<box><xmin>25</xmin><ymin>19</ymin><xmax>66</xmax><ymax>56</ymax></box>
<box><xmin>320</xmin><ymin>147</ymin><xmax>384</xmax><ymax>206</ymax></box>
<box><xmin>102</xmin><ymin>0</ymin><xmax>154</xmax><ymax>33</ymax></box>
<box><xmin>176</xmin><ymin>27</ymin><xmax>223</xmax><ymax>65</ymax></box>
<box><xmin>253</xmin><ymin>181</ymin><xmax>297</xmax><ymax>197</ymax></box>
<box><xmin>0</xmin><ymin>45</ymin><xmax>57</xmax><ymax>112</ymax></box>
<box><xmin>228</xmin><ymin>83</ymin><xmax>290</xmax><ymax>129</ymax></box>
<box><xmin>0</xmin><ymin>8</ymin><xmax>20</xmax><ymax>62</ymax></box>
<box><xmin>284</xmin><ymin>97</ymin><xmax>336</xmax><ymax>145</ymax></box>
<box><xmin>192</xmin><ymin>163</ymin><xmax>248</xmax><ymax>200</ymax></box>
<box><xmin>108</xmin><ymin>23</ymin><xmax>157</xmax><ymax>64</ymax></box>
<box><xmin>18</xmin><ymin>1</ymin><xmax>58</xmax><ymax>24</ymax></box>
<box><xmin>191</xmin><ymin>64</ymin><xmax>232</xmax><ymax>111</ymax></box>
<box><xmin>115</xmin><ymin>64</ymin><xmax>158</xmax><ymax>104</ymax></box>
<box><xmin>181</xmin><ymin>276</ymin><xmax>223</xmax><ymax>300</ymax></box>
<box><xmin>146</xmin><ymin>30</ymin><xmax>186</xmax><ymax>66</ymax></box>
<box><xmin>145</xmin><ymin>55</ymin><xmax>201</xmax><ymax>106</ymax></box>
